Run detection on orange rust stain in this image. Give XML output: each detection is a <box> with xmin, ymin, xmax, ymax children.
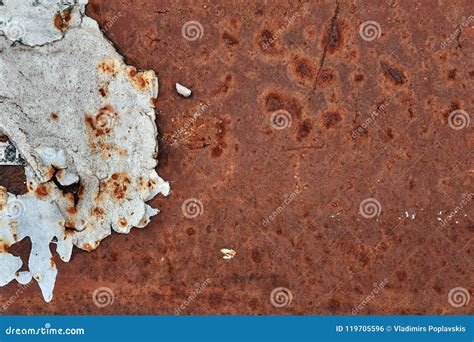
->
<box><xmin>46</xmin><ymin>166</ymin><xmax>56</xmax><ymax>180</ymax></box>
<box><xmin>83</xmin><ymin>243</ymin><xmax>93</xmax><ymax>251</ymax></box>
<box><xmin>100</xmin><ymin>173</ymin><xmax>131</xmax><ymax>201</ymax></box>
<box><xmin>127</xmin><ymin>66</ymin><xmax>154</xmax><ymax>92</ymax></box>
<box><xmin>35</xmin><ymin>184</ymin><xmax>50</xmax><ymax>198</ymax></box>
<box><xmin>53</xmin><ymin>9</ymin><xmax>72</xmax><ymax>33</ymax></box>
<box><xmin>50</xmin><ymin>257</ymin><xmax>55</xmax><ymax>268</ymax></box>
<box><xmin>85</xmin><ymin>104</ymin><xmax>117</xmax><ymax>137</ymax></box>
<box><xmin>98</xmin><ymin>86</ymin><xmax>109</xmax><ymax>97</ymax></box>
<box><xmin>67</xmin><ymin>207</ymin><xmax>77</xmax><ymax>215</ymax></box>
<box><xmin>118</xmin><ymin>218</ymin><xmax>128</xmax><ymax>228</ymax></box>
<box><xmin>50</xmin><ymin>112</ymin><xmax>58</xmax><ymax>121</ymax></box>
<box><xmin>0</xmin><ymin>241</ymin><xmax>10</xmax><ymax>253</ymax></box>
<box><xmin>0</xmin><ymin>187</ymin><xmax>7</xmax><ymax>211</ymax></box>
<box><xmin>97</xmin><ymin>59</ymin><xmax>119</xmax><ymax>75</ymax></box>
<box><xmin>91</xmin><ymin>207</ymin><xmax>105</xmax><ymax>217</ymax></box>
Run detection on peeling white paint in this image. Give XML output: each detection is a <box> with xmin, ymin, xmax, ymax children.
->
<box><xmin>0</xmin><ymin>0</ymin><xmax>169</xmax><ymax>302</ymax></box>
<box><xmin>176</xmin><ymin>83</ymin><xmax>192</xmax><ymax>97</ymax></box>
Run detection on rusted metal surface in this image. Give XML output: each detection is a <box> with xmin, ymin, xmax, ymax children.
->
<box><xmin>0</xmin><ymin>0</ymin><xmax>473</xmax><ymax>314</ymax></box>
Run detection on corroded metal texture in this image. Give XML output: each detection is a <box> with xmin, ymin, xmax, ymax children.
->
<box><xmin>0</xmin><ymin>0</ymin><xmax>473</xmax><ymax>314</ymax></box>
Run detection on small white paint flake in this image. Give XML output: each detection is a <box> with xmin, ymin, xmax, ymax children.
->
<box><xmin>220</xmin><ymin>248</ymin><xmax>237</xmax><ymax>260</ymax></box>
<box><xmin>176</xmin><ymin>83</ymin><xmax>192</xmax><ymax>97</ymax></box>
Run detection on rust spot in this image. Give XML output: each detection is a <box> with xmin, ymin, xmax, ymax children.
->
<box><xmin>100</xmin><ymin>173</ymin><xmax>131</xmax><ymax>201</ymax></box>
<box><xmin>380</xmin><ymin>62</ymin><xmax>405</xmax><ymax>84</ymax></box>
<box><xmin>323</xmin><ymin>19</ymin><xmax>343</xmax><ymax>53</ymax></box>
<box><xmin>53</xmin><ymin>8</ymin><xmax>71</xmax><ymax>33</ymax></box>
<box><xmin>67</xmin><ymin>206</ymin><xmax>77</xmax><ymax>215</ymax></box>
<box><xmin>0</xmin><ymin>134</ymin><xmax>8</xmax><ymax>142</ymax></box>
<box><xmin>288</xmin><ymin>54</ymin><xmax>316</xmax><ymax>86</ymax></box>
<box><xmin>97</xmin><ymin>59</ymin><xmax>119</xmax><ymax>75</ymax></box>
<box><xmin>91</xmin><ymin>207</ymin><xmax>105</xmax><ymax>217</ymax></box>
<box><xmin>83</xmin><ymin>243</ymin><xmax>93</xmax><ymax>251</ymax></box>
<box><xmin>85</xmin><ymin>104</ymin><xmax>117</xmax><ymax>137</ymax></box>
<box><xmin>264</xmin><ymin>91</ymin><xmax>303</xmax><ymax>119</ymax></box>
<box><xmin>448</xmin><ymin>69</ymin><xmax>456</xmax><ymax>80</ymax></box>
<box><xmin>118</xmin><ymin>218</ymin><xmax>128</xmax><ymax>228</ymax></box>
<box><xmin>353</xmin><ymin>74</ymin><xmax>364</xmax><ymax>82</ymax></box>
<box><xmin>259</xmin><ymin>29</ymin><xmax>274</xmax><ymax>50</ymax></box>
<box><xmin>35</xmin><ymin>184</ymin><xmax>50</xmax><ymax>198</ymax></box>
<box><xmin>211</xmin><ymin>146</ymin><xmax>223</xmax><ymax>158</ymax></box>
<box><xmin>98</xmin><ymin>87</ymin><xmax>108</xmax><ymax>97</ymax></box>
<box><xmin>297</xmin><ymin>119</ymin><xmax>313</xmax><ymax>140</ymax></box>
<box><xmin>213</xmin><ymin>74</ymin><xmax>233</xmax><ymax>96</ymax></box>
<box><xmin>322</xmin><ymin>111</ymin><xmax>342</xmax><ymax>129</ymax></box>
<box><xmin>127</xmin><ymin>67</ymin><xmax>155</xmax><ymax>92</ymax></box>
<box><xmin>50</xmin><ymin>112</ymin><xmax>58</xmax><ymax>121</ymax></box>
<box><xmin>317</xmin><ymin>67</ymin><xmax>336</xmax><ymax>87</ymax></box>
<box><xmin>223</xmin><ymin>31</ymin><xmax>239</xmax><ymax>45</ymax></box>
<box><xmin>50</xmin><ymin>257</ymin><xmax>55</xmax><ymax>268</ymax></box>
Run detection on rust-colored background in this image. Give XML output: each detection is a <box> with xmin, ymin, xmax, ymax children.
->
<box><xmin>1</xmin><ymin>0</ymin><xmax>473</xmax><ymax>314</ymax></box>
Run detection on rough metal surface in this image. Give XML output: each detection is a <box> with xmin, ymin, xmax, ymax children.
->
<box><xmin>0</xmin><ymin>0</ymin><xmax>472</xmax><ymax>314</ymax></box>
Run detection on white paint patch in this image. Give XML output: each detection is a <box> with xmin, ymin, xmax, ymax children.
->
<box><xmin>176</xmin><ymin>83</ymin><xmax>192</xmax><ymax>97</ymax></box>
<box><xmin>0</xmin><ymin>0</ymin><xmax>169</xmax><ymax>302</ymax></box>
